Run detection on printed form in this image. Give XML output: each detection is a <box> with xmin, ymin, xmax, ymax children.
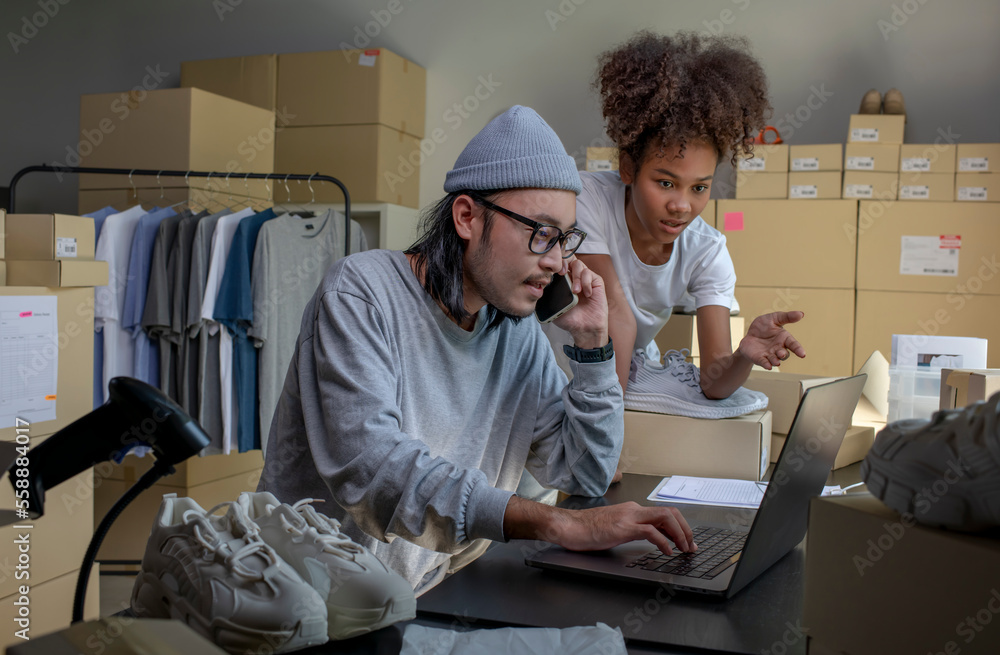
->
<box><xmin>0</xmin><ymin>296</ymin><xmax>58</xmax><ymax>428</ymax></box>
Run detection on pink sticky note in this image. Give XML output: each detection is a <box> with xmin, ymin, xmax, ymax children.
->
<box><xmin>723</xmin><ymin>212</ymin><xmax>744</xmax><ymax>231</ymax></box>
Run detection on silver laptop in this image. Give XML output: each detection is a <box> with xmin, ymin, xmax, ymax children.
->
<box><xmin>525</xmin><ymin>374</ymin><xmax>867</xmax><ymax>598</ymax></box>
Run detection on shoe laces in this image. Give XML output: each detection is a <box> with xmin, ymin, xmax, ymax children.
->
<box><xmin>273</xmin><ymin>499</ymin><xmax>364</xmax><ymax>559</ymax></box>
<box><xmin>186</xmin><ymin>503</ymin><xmax>276</xmax><ymax>580</ymax></box>
<box><xmin>662</xmin><ymin>349</ymin><xmax>701</xmax><ymax>390</ymax></box>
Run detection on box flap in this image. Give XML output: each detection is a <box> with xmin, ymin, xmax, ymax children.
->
<box><xmin>854</xmin><ymin>350</ymin><xmax>889</xmax><ymax>425</ymax></box>
<box><xmin>941</xmin><ymin>368</ymin><xmax>1000</xmax><ymax>409</ymax></box>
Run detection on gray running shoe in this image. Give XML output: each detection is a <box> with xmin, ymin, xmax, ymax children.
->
<box><xmin>623</xmin><ymin>349</ymin><xmax>769</xmax><ymax>419</ymax></box>
<box><xmin>238</xmin><ymin>491</ymin><xmax>417</xmax><ymax>640</ymax></box>
<box><xmin>861</xmin><ymin>391</ymin><xmax>1000</xmax><ymax>531</ymax></box>
<box><xmin>131</xmin><ymin>494</ymin><xmax>329</xmax><ymax>654</ymax></box>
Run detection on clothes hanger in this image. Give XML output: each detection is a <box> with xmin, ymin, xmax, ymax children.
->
<box><xmin>128</xmin><ymin>170</ymin><xmax>155</xmax><ymax>211</ymax></box>
<box><xmin>281</xmin><ymin>175</ymin><xmax>313</xmax><ymax>218</ymax></box>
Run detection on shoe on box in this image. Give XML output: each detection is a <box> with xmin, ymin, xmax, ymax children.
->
<box><xmin>860</xmin><ymin>391</ymin><xmax>1000</xmax><ymax>531</ymax></box>
<box><xmin>859</xmin><ymin>88</ymin><xmax>882</xmax><ymax>114</ymax></box>
<box><xmin>238</xmin><ymin>491</ymin><xmax>417</xmax><ymax>640</ymax></box>
<box><xmin>623</xmin><ymin>349</ymin><xmax>769</xmax><ymax>419</ymax></box>
<box><xmin>131</xmin><ymin>494</ymin><xmax>329</xmax><ymax>654</ymax></box>
<box><xmin>882</xmin><ymin>87</ymin><xmax>906</xmax><ymax>115</ymax></box>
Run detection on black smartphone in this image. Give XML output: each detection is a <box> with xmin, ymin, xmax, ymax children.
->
<box><xmin>535</xmin><ymin>274</ymin><xmax>579</xmax><ymax>324</ymax></box>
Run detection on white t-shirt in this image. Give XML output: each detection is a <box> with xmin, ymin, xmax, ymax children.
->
<box><xmin>544</xmin><ymin>171</ymin><xmax>737</xmax><ymax>369</ymax></box>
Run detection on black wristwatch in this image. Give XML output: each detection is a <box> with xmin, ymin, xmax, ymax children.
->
<box><xmin>563</xmin><ymin>339</ymin><xmax>614</xmax><ymax>363</ymax></box>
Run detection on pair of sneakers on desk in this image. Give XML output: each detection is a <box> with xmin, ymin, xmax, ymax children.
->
<box><xmin>131</xmin><ymin>491</ymin><xmax>415</xmax><ymax>654</ymax></box>
<box><xmin>624</xmin><ymin>348</ymin><xmax>768</xmax><ymax>419</ymax></box>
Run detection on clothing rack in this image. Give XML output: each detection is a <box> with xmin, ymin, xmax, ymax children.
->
<box><xmin>8</xmin><ymin>164</ymin><xmax>352</xmax><ymax>257</ymax></box>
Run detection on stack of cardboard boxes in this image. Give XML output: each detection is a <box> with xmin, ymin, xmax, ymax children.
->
<box><xmin>0</xmin><ymin>216</ymin><xmax>108</xmax><ymax>647</ymax></box>
<box><xmin>956</xmin><ymin>143</ymin><xmax>1000</xmax><ymax>201</ymax></box>
<box><xmin>735</xmin><ymin>143</ymin><xmax>789</xmax><ymax>199</ymax></box>
<box><xmin>76</xmin><ymin>87</ymin><xmax>277</xmax><ymax>214</ymax></box>
<box><xmin>788</xmin><ymin>144</ymin><xmax>843</xmax><ymax>199</ymax></box>
<box><xmin>842</xmin><ymin>114</ymin><xmax>905</xmax><ymax>200</ymax></box>
<box><xmin>181</xmin><ymin>49</ymin><xmax>427</xmax><ymax>209</ymax></box>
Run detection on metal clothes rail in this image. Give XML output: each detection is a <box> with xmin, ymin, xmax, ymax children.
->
<box><xmin>8</xmin><ymin>165</ymin><xmax>351</xmax><ymax>257</ymax></box>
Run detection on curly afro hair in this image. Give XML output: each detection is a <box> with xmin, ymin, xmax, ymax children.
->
<box><xmin>595</xmin><ymin>31</ymin><xmax>772</xmax><ymax>168</ymax></box>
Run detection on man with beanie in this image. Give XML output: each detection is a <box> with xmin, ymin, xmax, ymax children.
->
<box><xmin>260</xmin><ymin>105</ymin><xmax>695</xmax><ymax>595</ymax></box>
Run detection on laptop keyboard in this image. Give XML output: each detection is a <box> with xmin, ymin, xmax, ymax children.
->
<box><xmin>625</xmin><ymin>526</ymin><xmax>746</xmax><ymax>580</ymax></box>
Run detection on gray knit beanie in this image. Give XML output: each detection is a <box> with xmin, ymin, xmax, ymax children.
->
<box><xmin>444</xmin><ymin>105</ymin><xmax>582</xmax><ymax>194</ymax></box>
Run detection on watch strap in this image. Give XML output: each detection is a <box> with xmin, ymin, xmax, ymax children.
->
<box><xmin>563</xmin><ymin>339</ymin><xmax>614</xmax><ymax>363</ymax></box>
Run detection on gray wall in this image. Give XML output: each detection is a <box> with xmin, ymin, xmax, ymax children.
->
<box><xmin>1</xmin><ymin>0</ymin><xmax>997</xmax><ymax>213</ymax></box>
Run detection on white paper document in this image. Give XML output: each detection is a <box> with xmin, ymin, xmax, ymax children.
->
<box><xmin>647</xmin><ymin>476</ymin><xmax>853</xmax><ymax>509</ymax></box>
<box><xmin>0</xmin><ymin>296</ymin><xmax>59</xmax><ymax>428</ymax></box>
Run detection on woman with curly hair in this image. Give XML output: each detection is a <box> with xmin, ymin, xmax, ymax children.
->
<box><xmin>546</xmin><ymin>31</ymin><xmax>805</xmax><ymax>406</ymax></box>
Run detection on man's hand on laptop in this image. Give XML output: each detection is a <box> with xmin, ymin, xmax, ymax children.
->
<box><xmin>505</xmin><ymin>496</ymin><xmax>697</xmax><ymax>554</ymax></box>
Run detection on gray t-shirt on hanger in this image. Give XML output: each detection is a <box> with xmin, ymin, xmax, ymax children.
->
<box><xmin>142</xmin><ymin>212</ymin><xmax>185</xmax><ymax>397</ymax></box>
<box><xmin>186</xmin><ymin>209</ymin><xmax>229</xmax><ymax>450</ymax></box>
<box><xmin>170</xmin><ymin>210</ymin><xmax>208</xmax><ymax>414</ymax></box>
<box><xmin>248</xmin><ymin>209</ymin><xmax>366</xmax><ymax>452</ymax></box>
<box><xmin>258</xmin><ymin>249</ymin><xmax>623</xmax><ymax>594</ymax></box>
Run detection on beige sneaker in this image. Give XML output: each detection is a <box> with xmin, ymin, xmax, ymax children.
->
<box><xmin>883</xmin><ymin>88</ymin><xmax>906</xmax><ymax>116</ymax></box>
<box><xmin>131</xmin><ymin>494</ymin><xmax>329</xmax><ymax>654</ymax></box>
<box><xmin>239</xmin><ymin>492</ymin><xmax>417</xmax><ymax>640</ymax></box>
<box><xmin>859</xmin><ymin>88</ymin><xmax>882</xmax><ymax>114</ymax></box>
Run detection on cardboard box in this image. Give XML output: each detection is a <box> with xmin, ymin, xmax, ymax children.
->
<box><xmin>276</xmin><ymin>124</ymin><xmax>420</xmax><ymax>207</ymax></box>
<box><xmin>897</xmin><ymin>171</ymin><xmax>955</xmax><ymax>201</ymax></box>
<box><xmin>957</xmin><ymin>143</ymin><xmax>1000</xmax><ymax>173</ymax></box>
<box><xmin>843</xmin><ymin>144</ymin><xmax>900</xmax><ymax>173</ymax></box>
<box><xmin>899</xmin><ymin>143</ymin><xmax>957</xmax><ymax>173</ymax></box>
<box><xmin>847</xmin><ymin>114</ymin><xmax>905</xmax><ymax>144</ymax></box>
<box><xmin>585</xmin><ymin>147</ymin><xmax>619</xmax><ymax>172</ymax></box>
<box><xmin>4</xmin><ymin>214</ymin><xmax>95</xmax><ymax>260</ymax></box>
<box><xmin>103</xmin><ymin>449</ymin><xmax>264</xmax><ymax>486</ymax></box>
<box><xmin>956</xmin><ymin>172</ymin><xmax>1000</xmax><ymax>201</ymax></box>
<box><xmin>0</xmin><ymin>261</ymin><xmax>6</xmax><ymax>286</ymax></box>
<box><xmin>719</xmin><ymin>200</ymin><xmax>857</xmax><ymax>289</ymax></box>
<box><xmin>11</xmin><ymin>618</ymin><xmax>228</xmax><ymax>655</ymax></box>
<box><xmin>856</xmin><ymin>201</ymin><xmax>1000</xmax><ymax>294</ymax></box>
<box><xmin>94</xmin><ymin>468</ymin><xmax>263</xmax><ymax>561</ymax></box>
<box><xmin>278</xmin><ymin>48</ymin><xmax>426</xmax><ymax>138</ymax></box>
<box><xmin>804</xmin><ymin>493</ymin><xmax>1000</xmax><ymax>655</ymax></box>
<box><xmin>0</xmin><ymin>568</ymin><xmax>99</xmax><ymax>652</ymax></box>
<box><xmin>5</xmin><ymin>260</ymin><xmax>108</xmax><ymax>287</ymax></box>
<box><xmin>788</xmin><ymin>171</ymin><xmax>842</xmax><ymax>199</ymax></box>
<box><xmin>180</xmin><ymin>53</ymin><xmax>277</xmax><ymax>111</ymax></box>
<box><xmin>78</xmin><ymin>88</ymin><xmax>275</xmax><ymax>189</ymax></box>
<box><xmin>772</xmin><ymin>424</ymin><xmax>874</xmax><ymax>469</ymax></box>
<box><xmin>0</xmin><ymin>287</ymin><xmax>94</xmax><ymax>442</ymax></box>
<box><xmin>842</xmin><ymin>171</ymin><xmax>898</xmax><ymax>200</ymax></box>
<box><xmin>748</xmin><ymin>351</ymin><xmax>889</xmax><ymax>436</ymax></box>
<box><xmin>737</xmin><ymin>144</ymin><xmax>789</xmax><ymax>172</ymax></box>
<box><xmin>0</xmin><ymin>209</ymin><xmax>5</xmax><ymax>259</ymax></box>
<box><xmin>789</xmin><ymin>144</ymin><xmax>842</xmax><ymax>172</ymax></box>
<box><xmin>0</xmin><ymin>435</ymin><xmax>94</xmax><ymax>598</ymax></box>
<box><xmin>734</xmin><ymin>172</ymin><xmax>788</xmax><ymax>199</ymax></box>
<box><xmin>653</xmin><ymin>314</ymin><xmax>744</xmax><ymax>359</ymax></box>
<box><xmin>734</xmin><ymin>287</ymin><xmax>855</xmax><ymax>377</ymax></box>
<box><xmin>621</xmin><ymin>410</ymin><xmax>771</xmax><ymax>481</ymax></box>
<box><xmin>855</xmin><ymin>291</ymin><xmax>1000</xmax><ymax>369</ymax></box>
<box><xmin>940</xmin><ymin>368</ymin><xmax>1000</xmax><ymax>409</ymax></box>
<box><xmin>701</xmin><ymin>200</ymin><xmax>716</xmax><ymax>229</ymax></box>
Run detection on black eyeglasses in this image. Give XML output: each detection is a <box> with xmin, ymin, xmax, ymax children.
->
<box><xmin>470</xmin><ymin>194</ymin><xmax>587</xmax><ymax>258</ymax></box>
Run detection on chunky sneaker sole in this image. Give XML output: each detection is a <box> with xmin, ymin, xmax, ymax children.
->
<box><xmin>239</xmin><ymin>492</ymin><xmax>416</xmax><ymax>640</ymax></box>
<box><xmin>131</xmin><ymin>494</ymin><xmax>329</xmax><ymax>654</ymax></box>
<box><xmin>861</xmin><ymin>393</ymin><xmax>1000</xmax><ymax>531</ymax></box>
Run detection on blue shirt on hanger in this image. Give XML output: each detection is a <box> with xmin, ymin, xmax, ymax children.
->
<box><xmin>123</xmin><ymin>207</ymin><xmax>177</xmax><ymax>387</ymax></box>
<box><xmin>214</xmin><ymin>208</ymin><xmax>276</xmax><ymax>453</ymax></box>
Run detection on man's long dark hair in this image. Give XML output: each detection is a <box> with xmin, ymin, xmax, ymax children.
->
<box><xmin>405</xmin><ymin>189</ymin><xmax>521</xmax><ymax>332</ymax></box>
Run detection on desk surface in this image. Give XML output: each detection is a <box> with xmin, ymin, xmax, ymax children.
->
<box><xmin>415</xmin><ymin>467</ymin><xmax>863</xmax><ymax>655</ymax></box>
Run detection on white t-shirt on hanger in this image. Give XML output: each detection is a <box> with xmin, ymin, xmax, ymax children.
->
<box><xmin>543</xmin><ymin>171</ymin><xmax>737</xmax><ymax>374</ymax></box>
<box><xmin>94</xmin><ymin>204</ymin><xmax>148</xmax><ymax>397</ymax></box>
<box><xmin>201</xmin><ymin>207</ymin><xmax>255</xmax><ymax>454</ymax></box>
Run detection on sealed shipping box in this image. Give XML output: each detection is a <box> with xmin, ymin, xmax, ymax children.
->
<box><xmin>719</xmin><ymin>199</ymin><xmax>857</xmax><ymax>289</ymax></box>
<box><xmin>939</xmin><ymin>368</ymin><xmax>1000</xmax><ymax>409</ymax></box>
<box><xmin>5</xmin><ymin>260</ymin><xmax>108</xmax><ymax>287</ymax></box>
<box><xmin>844</xmin><ymin>143</ymin><xmax>900</xmax><ymax>172</ymax></box>
<box><xmin>181</xmin><ymin>53</ymin><xmax>278</xmax><ymax>111</ymax></box>
<box><xmin>856</xmin><ymin>201</ymin><xmax>1000</xmax><ymax>294</ymax></box>
<box><xmin>899</xmin><ymin>143</ymin><xmax>957</xmax><ymax>173</ymax></box>
<box><xmin>789</xmin><ymin>144</ymin><xmax>842</xmax><ymax>172</ymax></box>
<box><xmin>842</xmin><ymin>171</ymin><xmax>898</xmax><ymax>200</ymax></box>
<box><xmin>0</xmin><ymin>569</ymin><xmax>99</xmax><ymax>652</ymax></box>
<box><xmin>78</xmin><ymin>88</ymin><xmax>275</xmax><ymax>189</ymax></box>
<box><xmin>804</xmin><ymin>494</ymin><xmax>1000</xmax><ymax>655</ymax></box>
<box><xmin>737</xmin><ymin>143</ymin><xmax>789</xmax><ymax>172</ymax></box>
<box><xmin>734</xmin><ymin>172</ymin><xmax>787</xmax><ymax>199</ymax></box>
<box><xmin>4</xmin><ymin>214</ymin><xmax>95</xmax><ymax>260</ymax></box>
<box><xmin>585</xmin><ymin>147</ymin><xmax>619</xmax><ymax>172</ymax></box>
<box><xmin>897</xmin><ymin>171</ymin><xmax>955</xmax><ymax>201</ymax></box>
<box><xmin>956</xmin><ymin>172</ymin><xmax>1000</xmax><ymax>201</ymax></box>
<box><xmin>278</xmin><ymin>48</ymin><xmax>426</xmax><ymax>138</ymax></box>
<box><xmin>621</xmin><ymin>410</ymin><xmax>771</xmax><ymax>481</ymax></box>
<box><xmin>847</xmin><ymin>114</ymin><xmax>905</xmax><ymax>144</ymax></box>
<box><xmin>734</xmin><ymin>286</ymin><xmax>855</xmax><ymax>377</ymax></box>
<box><xmin>788</xmin><ymin>171</ymin><xmax>842</xmax><ymax>199</ymax></box>
<box><xmin>956</xmin><ymin>143</ymin><xmax>1000</xmax><ymax>173</ymax></box>
<box><xmin>276</xmin><ymin>124</ymin><xmax>421</xmax><ymax>207</ymax></box>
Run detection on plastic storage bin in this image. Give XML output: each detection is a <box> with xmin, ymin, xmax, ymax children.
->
<box><xmin>887</xmin><ymin>365</ymin><xmax>943</xmax><ymax>422</ymax></box>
